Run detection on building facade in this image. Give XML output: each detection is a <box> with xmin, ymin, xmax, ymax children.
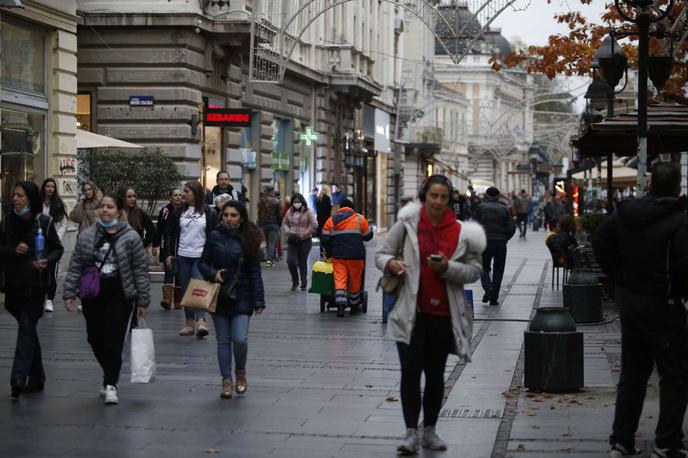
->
<box><xmin>0</xmin><ymin>0</ymin><xmax>78</xmax><ymax>209</ymax></box>
<box><xmin>75</xmin><ymin>0</ymin><xmax>403</xmax><ymax>228</ymax></box>
<box><xmin>434</xmin><ymin>3</ymin><xmax>535</xmax><ymax>195</ymax></box>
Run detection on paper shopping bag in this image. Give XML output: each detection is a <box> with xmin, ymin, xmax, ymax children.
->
<box><xmin>130</xmin><ymin>320</ymin><xmax>156</xmax><ymax>384</ymax></box>
<box><xmin>180</xmin><ymin>279</ymin><xmax>220</xmax><ymax>313</ymax></box>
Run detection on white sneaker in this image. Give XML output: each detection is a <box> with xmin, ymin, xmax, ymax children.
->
<box><xmin>397</xmin><ymin>428</ymin><xmax>419</xmax><ymax>455</ymax></box>
<box><xmin>104</xmin><ymin>385</ymin><xmax>118</xmax><ymax>405</ymax></box>
<box><xmin>44</xmin><ymin>299</ymin><xmax>53</xmax><ymax>312</ymax></box>
<box><xmin>422</xmin><ymin>426</ymin><xmax>448</xmax><ymax>451</ymax></box>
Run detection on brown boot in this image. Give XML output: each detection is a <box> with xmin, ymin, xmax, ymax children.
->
<box><xmin>220</xmin><ymin>378</ymin><xmax>232</xmax><ymax>399</ymax></box>
<box><xmin>178</xmin><ymin>319</ymin><xmax>195</xmax><ymax>336</ymax></box>
<box><xmin>160</xmin><ymin>284</ymin><xmax>173</xmax><ymax>310</ymax></box>
<box><xmin>235</xmin><ymin>369</ymin><xmax>247</xmax><ymax>394</ymax></box>
<box><xmin>173</xmin><ymin>286</ymin><xmax>183</xmax><ymax>310</ymax></box>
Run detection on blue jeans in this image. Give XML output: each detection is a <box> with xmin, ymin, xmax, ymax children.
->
<box><xmin>176</xmin><ymin>256</ymin><xmax>205</xmax><ymax>320</ymax></box>
<box><xmin>212</xmin><ymin>313</ymin><xmax>250</xmax><ymax>380</ymax></box>
<box><xmin>163</xmin><ymin>260</ymin><xmax>175</xmax><ymax>284</ymax></box>
<box><xmin>262</xmin><ymin>224</ymin><xmax>280</xmax><ymax>262</ymax></box>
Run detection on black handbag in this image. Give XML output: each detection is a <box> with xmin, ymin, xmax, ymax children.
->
<box><xmin>218</xmin><ymin>257</ymin><xmax>243</xmax><ymax>304</ymax></box>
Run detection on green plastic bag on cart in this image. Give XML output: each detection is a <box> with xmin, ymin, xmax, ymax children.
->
<box><xmin>309</xmin><ymin>259</ymin><xmax>335</xmax><ymax>295</ymax></box>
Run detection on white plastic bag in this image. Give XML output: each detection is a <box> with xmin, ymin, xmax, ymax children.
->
<box><xmin>130</xmin><ymin>319</ymin><xmax>156</xmax><ymax>383</ymax></box>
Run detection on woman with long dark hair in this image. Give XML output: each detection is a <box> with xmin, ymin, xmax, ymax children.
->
<box><xmin>198</xmin><ymin>201</ymin><xmax>265</xmax><ymax>398</ymax></box>
<box><xmin>64</xmin><ymin>193</ymin><xmax>149</xmax><ymax>405</ymax></box>
<box><xmin>282</xmin><ymin>193</ymin><xmax>317</xmax><ymax>291</ymax></box>
<box><xmin>118</xmin><ymin>186</ymin><xmax>157</xmax><ymax>249</ymax></box>
<box><xmin>163</xmin><ymin>181</ymin><xmax>217</xmax><ymax>337</ymax></box>
<box><xmin>39</xmin><ymin>178</ymin><xmax>68</xmax><ymax>312</ymax></box>
<box><xmin>0</xmin><ymin>181</ymin><xmax>63</xmax><ymax>399</ymax></box>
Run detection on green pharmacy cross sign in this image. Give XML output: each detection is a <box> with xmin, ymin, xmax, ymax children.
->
<box><xmin>299</xmin><ymin>128</ymin><xmax>318</xmax><ymax>146</ymax></box>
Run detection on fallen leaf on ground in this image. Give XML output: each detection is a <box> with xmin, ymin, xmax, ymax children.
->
<box><xmin>488</xmin><ymin>332</ymin><xmax>498</xmax><ymax>336</ymax></box>
<box><xmin>385</xmin><ymin>395</ymin><xmax>398</xmax><ymax>402</ymax></box>
<box><xmin>206</xmin><ymin>449</ymin><xmax>219</xmax><ymax>454</ymax></box>
<box><xmin>517</xmin><ymin>444</ymin><xmax>527</xmax><ymax>451</ymax></box>
<box><xmin>365</xmin><ymin>384</ymin><xmax>373</xmax><ymax>388</ymax></box>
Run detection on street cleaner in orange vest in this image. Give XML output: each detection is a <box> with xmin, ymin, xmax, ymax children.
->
<box><xmin>320</xmin><ymin>199</ymin><xmax>373</xmax><ymax>317</ymax></box>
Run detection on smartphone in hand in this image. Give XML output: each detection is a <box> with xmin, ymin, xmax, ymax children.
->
<box><xmin>430</xmin><ymin>253</ymin><xmax>443</xmax><ymax>262</ymax></box>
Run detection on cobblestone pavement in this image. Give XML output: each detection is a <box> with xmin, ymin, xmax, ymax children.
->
<box><xmin>0</xmin><ymin>230</ymin><xmax>674</xmax><ymax>457</ymax></box>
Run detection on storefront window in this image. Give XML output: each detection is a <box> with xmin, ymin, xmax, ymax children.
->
<box><xmin>76</xmin><ymin>94</ymin><xmax>92</xmax><ymax>131</ymax></box>
<box><xmin>1</xmin><ymin>18</ymin><xmax>46</xmax><ymax>94</ymax></box>
<box><xmin>271</xmin><ymin>118</ymin><xmax>292</xmax><ymax>201</ymax></box>
<box><xmin>0</xmin><ymin>108</ymin><xmax>45</xmax><ymax>206</ymax></box>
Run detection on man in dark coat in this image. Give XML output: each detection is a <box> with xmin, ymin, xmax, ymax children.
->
<box><xmin>474</xmin><ymin>187</ymin><xmax>515</xmax><ymax>305</ymax></box>
<box><xmin>593</xmin><ymin>162</ymin><xmax>688</xmax><ymax>458</ymax></box>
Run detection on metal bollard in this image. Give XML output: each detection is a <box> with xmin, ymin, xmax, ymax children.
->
<box><xmin>563</xmin><ymin>268</ymin><xmax>603</xmax><ymax>323</ymax></box>
<box><xmin>524</xmin><ymin>307</ymin><xmax>584</xmax><ymax>393</ymax></box>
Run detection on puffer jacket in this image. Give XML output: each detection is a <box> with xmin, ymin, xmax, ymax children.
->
<box><xmin>63</xmin><ymin>221</ymin><xmax>151</xmax><ymax>307</ymax></box>
<box><xmin>593</xmin><ymin>194</ymin><xmax>688</xmax><ymax>301</ymax></box>
<box><xmin>197</xmin><ymin>224</ymin><xmax>265</xmax><ymax>315</ymax></box>
<box><xmin>282</xmin><ymin>207</ymin><xmax>317</xmax><ymax>241</ymax></box>
<box><xmin>475</xmin><ymin>197</ymin><xmax>516</xmax><ymax>241</ymax></box>
<box><xmin>320</xmin><ymin>207</ymin><xmax>373</xmax><ymax>259</ymax></box>
<box><xmin>375</xmin><ymin>202</ymin><xmax>486</xmax><ymax>362</ymax></box>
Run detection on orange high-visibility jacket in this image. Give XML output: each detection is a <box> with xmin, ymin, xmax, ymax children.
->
<box><xmin>320</xmin><ymin>207</ymin><xmax>373</xmax><ymax>259</ymax></box>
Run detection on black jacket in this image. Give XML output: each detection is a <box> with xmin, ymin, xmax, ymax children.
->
<box><xmin>156</xmin><ymin>203</ymin><xmax>178</xmax><ymax>261</ymax></box>
<box><xmin>162</xmin><ymin>206</ymin><xmax>218</xmax><ymax>260</ymax></box>
<box><xmin>0</xmin><ymin>213</ymin><xmax>63</xmax><ymax>303</ymax></box>
<box><xmin>475</xmin><ymin>198</ymin><xmax>516</xmax><ymax>242</ymax></box>
<box><xmin>197</xmin><ymin>225</ymin><xmax>265</xmax><ymax>315</ymax></box>
<box><xmin>592</xmin><ymin>194</ymin><xmax>688</xmax><ymax>300</ymax></box>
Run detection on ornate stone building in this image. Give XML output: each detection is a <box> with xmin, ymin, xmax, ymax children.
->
<box><xmin>75</xmin><ymin>0</ymin><xmax>402</xmax><ymax>227</ymax></box>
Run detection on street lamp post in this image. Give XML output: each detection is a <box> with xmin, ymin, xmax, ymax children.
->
<box><xmin>610</xmin><ymin>0</ymin><xmax>675</xmax><ymax>197</ymax></box>
<box><xmin>593</xmin><ymin>33</ymin><xmax>628</xmax><ymax>213</ymax></box>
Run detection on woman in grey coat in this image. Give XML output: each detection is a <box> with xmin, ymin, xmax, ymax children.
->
<box><xmin>376</xmin><ymin>175</ymin><xmax>486</xmax><ymax>455</ymax></box>
<box><xmin>64</xmin><ymin>193</ymin><xmax>150</xmax><ymax>406</ymax></box>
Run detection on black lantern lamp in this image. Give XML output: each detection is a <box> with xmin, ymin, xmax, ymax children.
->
<box><xmin>584</xmin><ymin>76</ymin><xmax>612</xmax><ymax>111</ymax></box>
<box><xmin>647</xmin><ymin>23</ymin><xmax>675</xmax><ymax>93</ymax></box>
<box><xmin>596</xmin><ymin>34</ymin><xmax>628</xmax><ymax>90</ymax></box>
<box><xmin>343</xmin><ymin>131</ymin><xmax>355</xmax><ymax>168</ymax></box>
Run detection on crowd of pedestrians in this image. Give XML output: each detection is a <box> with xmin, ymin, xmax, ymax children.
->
<box><xmin>4</xmin><ymin>166</ymin><xmax>688</xmax><ymax>458</ymax></box>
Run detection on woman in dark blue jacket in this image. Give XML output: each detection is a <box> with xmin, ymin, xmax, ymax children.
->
<box><xmin>198</xmin><ymin>200</ymin><xmax>265</xmax><ymax>399</ymax></box>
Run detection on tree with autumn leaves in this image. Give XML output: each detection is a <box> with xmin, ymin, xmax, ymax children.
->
<box><xmin>491</xmin><ymin>0</ymin><xmax>687</xmax><ymax>97</ymax></box>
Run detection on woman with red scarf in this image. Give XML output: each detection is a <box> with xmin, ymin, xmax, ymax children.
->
<box><xmin>376</xmin><ymin>175</ymin><xmax>486</xmax><ymax>455</ymax></box>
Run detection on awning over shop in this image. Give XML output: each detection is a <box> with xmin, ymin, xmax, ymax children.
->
<box><xmin>76</xmin><ymin>129</ymin><xmax>144</xmax><ymax>149</ymax></box>
<box><xmin>571</xmin><ymin>160</ymin><xmax>646</xmax><ymax>188</ymax></box>
<box><xmin>573</xmin><ymin>103</ymin><xmax>688</xmax><ymax>157</ymax></box>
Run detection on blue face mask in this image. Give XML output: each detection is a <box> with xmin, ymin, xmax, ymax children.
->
<box><xmin>98</xmin><ymin>218</ymin><xmax>118</xmax><ymax>228</ymax></box>
<box><xmin>13</xmin><ymin>206</ymin><xmax>30</xmax><ymax>217</ymax></box>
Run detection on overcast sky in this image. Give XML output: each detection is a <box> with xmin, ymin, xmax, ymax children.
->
<box><xmin>491</xmin><ymin>0</ymin><xmax>610</xmax><ymax>46</ymax></box>
<box><xmin>491</xmin><ymin>0</ymin><xmax>612</xmax><ymax>107</ymax></box>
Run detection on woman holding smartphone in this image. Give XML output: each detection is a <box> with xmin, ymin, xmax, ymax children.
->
<box><xmin>375</xmin><ymin>175</ymin><xmax>486</xmax><ymax>455</ymax></box>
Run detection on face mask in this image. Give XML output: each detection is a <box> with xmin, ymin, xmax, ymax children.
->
<box><xmin>13</xmin><ymin>206</ymin><xmax>30</xmax><ymax>217</ymax></box>
<box><xmin>98</xmin><ymin>219</ymin><xmax>118</xmax><ymax>228</ymax></box>
<box><xmin>293</xmin><ymin>202</ymin><xmax>302</xmax><ymax>210</ymax></box>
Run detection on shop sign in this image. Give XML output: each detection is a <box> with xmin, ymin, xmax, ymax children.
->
<box><xmin>240</xmin><ymin>148</ymin><xmax>256</xmax><ymax>170</ymax></box>
<box><xmin>129</xmin><ymin>96</ymin><xmax>154</xmax><ymax>107</ymax></box>
<box><xmin>272</xmin><ymin>152</ymin><xmax>290</xmax><ymax>171</ymax></box>
<box><xmin>204</xmin><ymin>109</ymin><xmax>252</xmax><ymax>127</ymax></box>
<box><xmin>374</xmin><ymin>109</ymin><xmax>391</xmax><ymax>153</ymax></box>
<box><xmin>299</xmin><ymin>128</ymin><xmax>318</xmax><ymax>146</ymax></box>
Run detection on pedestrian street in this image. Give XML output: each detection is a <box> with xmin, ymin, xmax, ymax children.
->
<box><xmin>0</xmin><ymin>230</ymin><xmax>670</xmax><ymax>457</ymax></box>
